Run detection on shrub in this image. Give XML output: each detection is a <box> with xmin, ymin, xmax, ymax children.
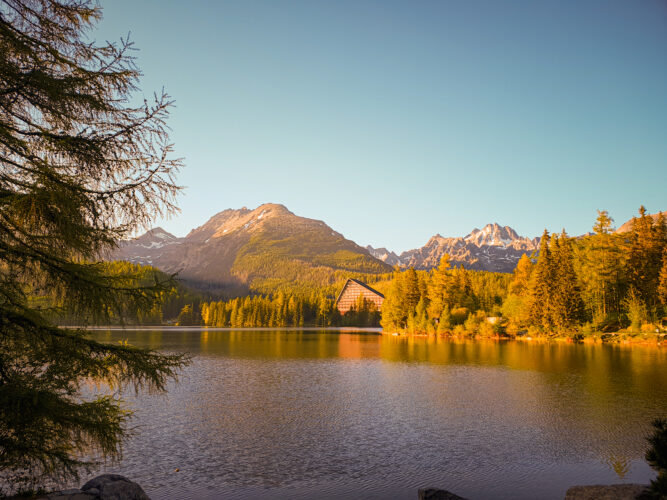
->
<box><xmin>452</xmin><ymin>324</ymin><xmax>466</xmax><ymax>336</ymax></box>
<box><xmin>624</xmin><ymin>288</ymin><xmax>648</xmax><ymax>333</ymax></box>
<box><xmin>641</xmin><ymin>323</ymin><xmax>659</xmax><ymax>334</ymax></box>
<box><xmin>450</xmin><ymin>307</ymin><xmax>469</xmax><ymax>325</ymax></box>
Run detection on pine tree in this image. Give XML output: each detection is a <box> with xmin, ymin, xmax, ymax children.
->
<box><xmin>0</xmin><ymin>0</ymin><xmax>186</xmax><ymax>487</ymax></box>
<box><xmin>593</xmin><ymin>209</ymin><xmax>614</xmax><ymax>235</ymax></box>
<box><xmin>509</xmin><ymin>254</ymin><xmax>533</xmax><ymax>296</ymax></box>
<box><xmin>404</xmin><ymin>268</ymin><xmax>421</xmax><ymax>311</ymax></box>
<box><xmin>659</xmin><ymin>247</ymin><xmax>667</xmax><ymax>309</ymax></box>
<box><xmin>427</xmin><ymin>255</ymin><xmax>452</xmax><ymax>322</ymax></box>
<box><xmin>414</xmin><ymin>297</ymin><xmax>429</xmax><ymax>333</ymax></box>
<box><xmin>576</xmin><ymin>210</ymin><xmax>624</xmax><ymax>325</ymax></box>
<box><xmin>529</xmin><ymin>230</ymin><xmax>554</xmax><ymax>330</ymax></box>
<box><xmin>177</xmin><ymin>304</ymin><xmax>196</xmax><ymax>326</ymax></box>
<box><xmin>550</xmin><ymin>231</ymin><xmax>584</xmax><ymax>331</ymax></box>
<box><xmin>437</xmin><ymin>305</ymin><xmax>452</xmax><ymax>333</ymax></box>
<box><xmin>502</xmin><ymin>254</ymin><xmax>533</xmax><ymax>329</ymax></box>
<box><xmin>627</xmin><ymin>207</ymin><xmax>666</xmax><ymax>314</ymax></box>
<box><xmin>380</xmin><ymin>269</ymin><xmax>409</xmax><ymax>331</ymax></box>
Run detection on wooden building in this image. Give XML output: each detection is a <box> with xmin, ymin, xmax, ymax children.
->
<box><xmin>335</xmin><ymin>278</ymin><xmax>384</xmax><ymax>314</ymax></box>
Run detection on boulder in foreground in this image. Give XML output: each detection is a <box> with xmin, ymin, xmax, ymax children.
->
<box><xmin>418</xmin><ymin>487</ymin><xmax>469</xmax><ymax>500</ymax></box>
<box><xmin>41</xmin><ymin>474</ymin><xmax>150</xmax><ymax>500</ymax></box>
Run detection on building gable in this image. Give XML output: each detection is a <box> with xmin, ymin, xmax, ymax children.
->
<box><xmin>335</xmin><ymin>278</ymin><xmax>384</xmax><ymax>314</ymax></box>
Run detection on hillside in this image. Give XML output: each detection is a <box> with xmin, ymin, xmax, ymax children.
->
<box><xmin>112</xmin><ymin>203</ymin><xmax>392</xmax><ymax>294</ymax></box>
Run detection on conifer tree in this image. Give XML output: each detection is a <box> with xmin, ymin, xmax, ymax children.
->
<box><xmin>380</xmin><ymin>268</ymin><xmax>410</xmax><ymax>331</ymax></box>
<box><xmin>575</xmin><ymin>210</ymin><xmax>624</xmax><ymax>324</ymax></box>
<box><xmin>593</xmin><ymin>209</ymin><xmax>614</xmax><ymax>235</ymax></box>
<box><xmin>502</xmin><ymin>253</ymin><xmax>533</xmax><ymax>329</ymax></box>
<box><xmin>427</xmin><ymin>255</ymin><xmax>452</xmax><ymax>322</ymax></box>
<box><xmin>404</xmin><ymin>268</ymin><xmax>421</xmax><ymax>311</ymax></box>
<box><xmin>627</xmin><ymin>207</ymin><xmax>666</xmax><ymax>314</ymax></box>
<box><xmin>437</xmin><ymin>305</ymin><xmax>452</xmax><ymax>333</ymax></box>
<box><xmin>659</xmin><ymin>247</ymin><xmax>667</xmax><ymax>310</ymax></box>
<box><xmin>0</xmin><ymin>0</ymin><xmax>186</xmax><ymax>487</ymax></box>
<box><xmin>550</xmin><ymin>231</ymin><xmax>584</xmax><ymax>330</ymax></box>
<box><xmin>508</xmin><ymin>254</ymin><xmax>533</xmax><ymax>296</ymax></box>
<box><xmin>529</xmin><ymin>230</ymin><xmax>554</xmax><ymax>330</ymax></box>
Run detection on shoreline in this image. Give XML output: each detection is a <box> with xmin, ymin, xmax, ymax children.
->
<box><xmin>74</xmin><ymin>325</ymin><xmax>666</xmax><ymax>346</ymax></box>
<box><xmin>380</xmin><ymin>330</ymin><xmax>667</xmax><ymax>347</ymax></box>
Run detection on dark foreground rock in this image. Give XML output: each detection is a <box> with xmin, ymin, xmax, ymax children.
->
<box><xmin>564</xmin><ymin>484</ymin><xmax>649</xmax><ymax>500</ymax></box>
<box><xmin>40</xmin><ymin>474</ymin><xmax>150</xmax><ymax>500</ymax></box>
<box><xmin>418</xmin><ymin>487</ymin><xmax>469</xmax><ymax>500</ymax></box>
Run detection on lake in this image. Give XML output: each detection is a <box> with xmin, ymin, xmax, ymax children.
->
<box><xmin>85</xmin><ymin>328</ymin><xmax>667</xmax><ymax>499</ymax></box>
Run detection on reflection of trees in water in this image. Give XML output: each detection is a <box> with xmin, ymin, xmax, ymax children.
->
<box><xmin>606</xmin><ymin>454</ymin><xmax>631</xmax><ymax>478</ymax></box>
<box><xmin>88</xmin><ymin>330</ymin><xmax>667</xmax><ymax>487</ymax></box>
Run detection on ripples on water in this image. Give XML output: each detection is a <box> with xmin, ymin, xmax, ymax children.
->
<box><xmin>81</xmin><ymin>329</ymin><xmax>667</xmax><ymax>499</ymax></box>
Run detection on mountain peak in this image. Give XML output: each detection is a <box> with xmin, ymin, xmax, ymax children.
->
<box><xmin>112</xmin><ymin>203</ymin><xmax>390</xmax><ymax>291</ymax></box>
<box><xmin>147</xmin><ymin>227</ymin><xmax>177</xmax><ymax>239</ymax></box>
<box><xmin>255</xmin><ymin>202</ymin><xmax>291</xmax><ymax>213</ymax></box>
<box><xmin>464</xmin><ymin>223</ymin><xmax>520</xmax><ymax>247</ymax></box>
<box><xmin>185</xmin><ymin>203</ymin><xmax>294</xmax><ymax>241</ymax></box>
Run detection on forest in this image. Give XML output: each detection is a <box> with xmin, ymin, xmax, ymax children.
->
<box><xmin>381</xmin><ymin>207</ymin><xmax>667</xmax><ymax>338</ymax></box>
<box><xmin>195</xmin><ymin>291</ymin><xmax>380</xmax><ymax>328</ymax></box>
<box><xmin>44</xmin><ymin>261</ymin><xmax>387</xmax><ymax>328</ymax></box>
<box><xmin>54</xmin><ymin>207</ymin><xmax>667</xmax><ymax>339</ymax></box>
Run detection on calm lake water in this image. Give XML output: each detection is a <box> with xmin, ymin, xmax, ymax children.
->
<box><xmin>84</xmin><ymin>328</ymin><xmax>667</xmax><ymax>500</ymax></box>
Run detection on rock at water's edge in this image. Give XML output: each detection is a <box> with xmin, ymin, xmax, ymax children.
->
<box><xmin>41</xmin><ymin>474</ymin><xmax>150</xmax><ymax>500</ymax></box>
<box><xmin>418</xmin><ymin>487</ymin><xmax>469</xmax><ymax>500</ymax></box>
<box><xmin>564</xmin><ymin>484</ymin><xmax>648</xmax><ymax>500</ymax></box>
<box><xmin>81</xmin><ymin>474</ymin><xmax>150</xmax><ymax>500</ymax></box>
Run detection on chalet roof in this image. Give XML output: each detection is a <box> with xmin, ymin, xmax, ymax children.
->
<box><xmin>334</xmin><ymin>278</ymin><xmax>385</xmax><ymax>305</ymax></box>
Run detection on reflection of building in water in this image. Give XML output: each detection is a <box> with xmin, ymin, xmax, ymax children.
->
<box><xmin>337</xmin><ymin>334</ymin><xmax>367</xmax><ymax>359</ymax></box>
<box><xmin>335</xmin><ymin>278</ymin><xmax>384</xmax><ymax>314</ymax></box>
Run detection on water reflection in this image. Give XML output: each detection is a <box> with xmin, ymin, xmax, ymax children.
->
<box><xmin>85</xmin><ymin>329</ymin><xmax>666</xmax><ymax>500</ymax></box>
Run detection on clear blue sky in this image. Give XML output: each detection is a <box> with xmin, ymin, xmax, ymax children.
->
<box><xmin>96</xmin><ymin>0</ymin><xmax>667</xmax><ymax>252</ymax></box>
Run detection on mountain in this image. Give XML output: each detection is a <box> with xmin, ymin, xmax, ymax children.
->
<box><xmin>111</xmin><ymin>203</ymin><xmax>392</xmax><ymax>293</ymax></box>
<box><xmin>616</xmin><ymin>211</ymin><xmax>667</xmax><ymax>234</ymax></box>
<box><xmin>365</xmin><ymin>246</ymin><xmax>401</xmax><ymax>267</ymax></box>
<box><xmin>114</xmin><ymin>227</ymin><xmax>182</xmax><ymax>264</ymax></box>
<box><xmin>113</xmin><ymin>208</ymin><xmax>667</xmax><ymax>288</ymax></box>
<box><xmin>368</xmin><ymin>223</ymin><xmax>539</xmax><ymax>273</ymax></box>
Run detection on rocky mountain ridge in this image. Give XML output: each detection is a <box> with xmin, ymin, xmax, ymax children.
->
<box><xmin>111</xmin><ymin>203</ymin><xmax>391</xmax><ymax>292</ymax></box>
<box><xmin>367</xmin><ymin>223</ymin><xmax>539</xmax><ymax>273</ymax></box>
<box><xmin>113</xmin><ymin>206</ymin><xmax>666</xmax><ymax>288</ymax></box>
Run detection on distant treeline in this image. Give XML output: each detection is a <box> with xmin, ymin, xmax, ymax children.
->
<box><xmin>44</xmin><ymin>261</ymin><xmax>385</xmax><ymax>327</ymax></box>
<box><xmin>382</xmin><ymin>207</ymin><xmax>667</xmax><ymax>337</ymax></box>
<box><xmin>180</xmin><ymin>292</ymin><xmax>381</xmax><ymax>328</ymax></box>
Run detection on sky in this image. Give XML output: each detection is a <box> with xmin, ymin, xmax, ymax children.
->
<box><xmin>95</xmin><ymin>0</ymin><xmax>667</xmax><ymax>252</ymax></box>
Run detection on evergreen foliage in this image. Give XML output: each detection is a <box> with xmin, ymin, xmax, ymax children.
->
<box><xmin>627</xmin><ymin>207</ymin><xmax>666</xmax><ymax>314</ymax></box>
<box><xmin>341</xmin><ymin>294</ymin><xmax>380</xmax><ymax>327</ymax></box>
<box><xmin>197</xmin><ymin>290</ymin><xmax>367</xmax><ymax>328</ymax></box>
<box><xmin>659</xmin><ymin>247</ymin><xmax>667</xmax><ymax>309</ymax></box>
<box><xmin>528</xmin><ymin>230</ymin><xmax>554</xmax><ymax>330</ymax></box>
<box><xmin>76</xmin><ymin>205</ymin><xmax>667</xmax><ymax>337</ymax></box>
<box><xmin>380</xmin><ymin>207</ymin><xmax>667</xmax><ymax>337</ymax></box>
<box><xmin>0</xmin><ymin>0</ymin><xmax>186</xmax><ymax>488</ymax></box>
<box><xmin>645</xmin><ymin>418</ymin><xmax>667</xmax><ymax>498</ymax></box>
<box><xmin>380</xmin><ymin>257</ymin><xmax>510</xmax><ymax>334</ymax></box>
<box><xmin>574</xmin><ymin>210</ymin><xmax>625</xmax><ymax>329</ymax></box>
